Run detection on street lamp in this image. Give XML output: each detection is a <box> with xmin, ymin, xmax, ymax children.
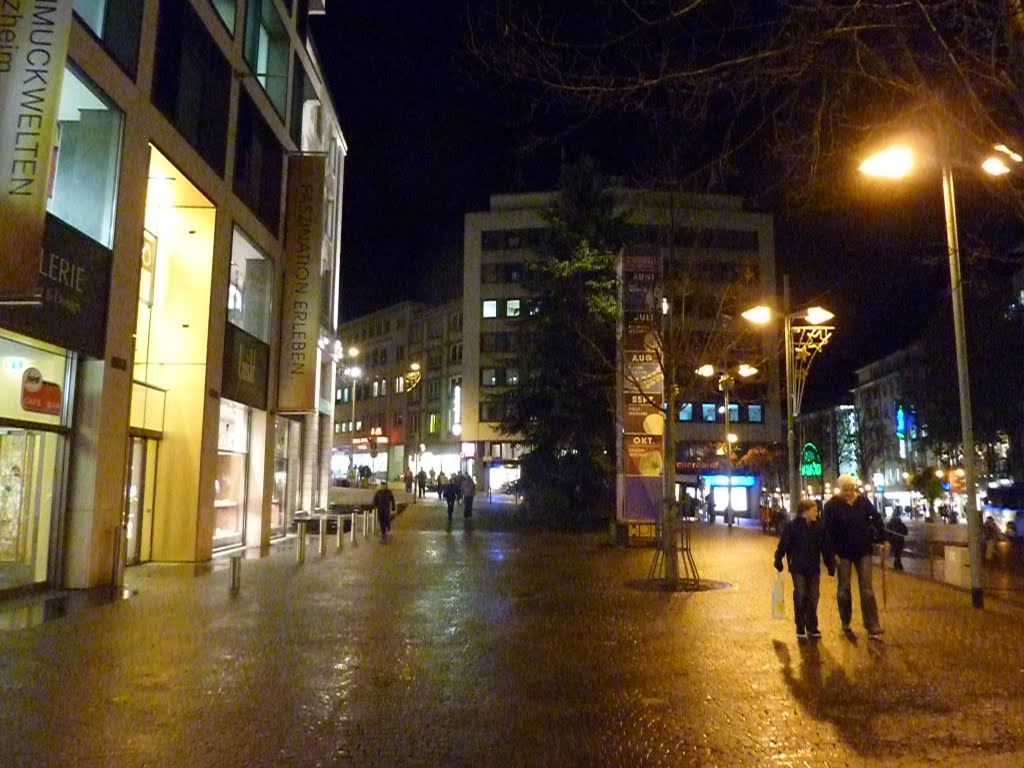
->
<box><xmin>858</xmin><ymin>141</ymin><xmax>1014</xmax><ymax>609</ymax></box>
<box><xmin>342</xmin><ymin>346</ymin><xmax>361</xmax><ymax>473</ymax></box>
<box><xmin>697</xmin><ymin>363</ymin><xmax>758</xmax><ymax>526</ymax></box>
<box><xmin>742</xmin><ymin>280</ymin><xmax>834</xmax><ymax>523</ymax></box>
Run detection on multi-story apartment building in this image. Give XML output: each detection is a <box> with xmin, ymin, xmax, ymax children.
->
<box><xmin>463</xmin><ymin>190</ymin><xmax>782</xmax><ymax>514</ymax></box>
<box><xmin>334</xmin><ymin>299</ymin><xmax>464</xmax><ymax>482</ymax></box>
<box><xmin>0</xmin><ymin>0</ymin><xmax>346</xmax><ymax>597</ymax></box>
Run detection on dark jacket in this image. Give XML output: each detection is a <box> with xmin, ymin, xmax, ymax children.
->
<box><xmin>774</xmin><ymin>516</ymin><xmax>834</xmax><ymax>576</ymax></box>
<box><xmin>373</xmin><ymin>487</ymin><xmax>395</xmax><ymax>514</ymax></box>
<box><xmin>822</xmin><ymin>493</ymin><xmax>885</xmax><ymax>560</ymax></box>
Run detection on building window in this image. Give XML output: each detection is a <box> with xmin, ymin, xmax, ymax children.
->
<box><xmin>372</xmin><ymin>380</ymin><xmax>379</xmax><ymax>397</ymax></box>
<box><xmin>505</xmin><ymin>299</ymin><xmax>521</xmax><ymax>317</ymax></box>
<box><xmin>480</xmin><ymin>400</ymin><xmax>506</xmax><ymax>422</ymax></box>
<box><xmin>395</xmin><ymin>376</ymin><xmax>405</xmax><ymax>393</ymax></box>
<box><xmin>481</xmin><ymin>333</ymin><xmax>513</xmax><ymax>353</ymax></box>
<box><xmin>678</xmin><ymin>403</ymin><xmax>693</xmax><ymax>422</ymax></box>
<box><xmin>244</xmin><ymin>0</ymin><xmax>289</xmax><ymax>116</ymax></box>
<box><xmin>449</xmin><ymin>344</ymin><xmax>463</xmax><ymax>364</ymax></box>
<box><xmin>701</xmin><ymin>403</ymin><xmax>717</xmax><ymax>422</ymax></box>
<box><xmin>482</xmin><ymin>368</ymin><xmax>497</xmax><ymax>387</ymax></box>
<box><xmin>47</xmin><ymin>66</ymin><xmax>124</xmax><ymax>248</ymax></box>
<box><xmin>426</xmin><ymin>379</ymin><xmax>441</xmax><ymax>402</ymax></box>
<box><xmin>482</xmin><ymin>300</ymin><xmax>498</xmax><ymax>318</ymax></box>
<box><xmin>428</xmin><ymin>413</ymin><xmax>440</xmax><ymax>434</ymax></box>
<box><xmin>209</xmin><ymin>0</ymin><xmax>236</xmax><ymax>33</ymax></box>
<box><xmin>748</xmin><ymin>404</ymin><xmax>763</xmax><ymax>423</ymax></box>
<box><xmin>728</xmin><ymin>403</ymin><xmax>739</xmax><ymax>422</ymax></box>
<box><xmin>506</xmin><ymin>368</ymin><xmax>519</xmax><ymax>386</ymax></box>
<box><xmin>290</xmin><ymin>58</ymin><xmax>318</xmax><ymax>148</ymax></box>
<box><xmin>74</xmin><ymin>0</ymin><xmax>143</xmax><ymax>76</ymax></box>
<box><xmin>227</xmin><ymin>227</ymin><xmax>273</xmax><ymax>342</ymax></box>
<box><xmin>234</xmin><ymin>92</ymin><xmax>283</xmax><ymax>232</ymax></box>
<box><xmin>381</xmin><ymin>379</ymin><xmax>387</xmax><ymax>396</ymax></box>
<box><xmin>153</xmin><ymin>0</ymin><xmax>231</xmax><ymax>175</ymax></box>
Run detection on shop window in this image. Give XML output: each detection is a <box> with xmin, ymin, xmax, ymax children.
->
<box><xmin>215</xmin><ymin>399</ymin><xmax>250</xmax><ymax>548</ymax></box>
<box><xmin>701</xmin><ymin>403</ymin><xmax>717</xmax><ymax>422</ymax></box>
<box><xmin>748</xmin><ymin>404</ymin><xmax>764</xmax><ymax>423</ymax></box>
<box><xmin>47</xmin><ymin>66</ymin><xmax>124</xmax><ymax>248</ymax></box>
<box><xmin>244</xmin><ymin>0</ymin><xmax>289</xmax><ymax>116</ymax></box>
<box><xmin>482</xmin><ymin>300</ymin><xmax>497</xmax><ymax>318</ymax></box>
<box><xmin>153</xmin><ymin>0</ymin><xmax>231</xmax><ymax>175</ymax></box>
<box><xmin>74</xmin><ymin>0</ymin><xmax>143</xmax><ymax>76</ymax></box>
<box><xmin>290</xmin><ymin>57</ymin><xmax>318</xmax><ymax>147</ymax></box>
<box><xmin>209</xmin><ymin>0</ymin><xmax>236</xmax><ymax>33</ymax></box>
<box><xmin>234</xmin><ymin>92</ymin><xmax>283</xmax><ymax>232</ymax></box>
<box><xmin>227</xmin><ymin>227</ymin><xmax>273</xmax><ymax>342</ymax></box>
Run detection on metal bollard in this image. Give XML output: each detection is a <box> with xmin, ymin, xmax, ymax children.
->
<box><xmin>296</xmin><ymin>520</ymin><xmax>307</xmax><ymax>563</ymax></box>
<box><xmin>229</xmin><ymin>554</ymin><xmax>242</xmax><ymax>594</ymax></box>
<box><xmin>318</xmin><ymin>517</ymin><xmax>328</xmax><ymax>556</ymax></box>
<box><xmin>362</xmin><ymin>510</ymin><xmax>368</xmax><ymax>537</ymax></box>
<box><xmin>350</xmin><ymin>512</ymin><xmax>357</xmax><ymax>544</ymax></box>
<box><xmin>112</xmin><ymin>524</ymin><xmax>127</xmax><ymax>588</ymax></box>
<box><xmin>336</xmin><ymin>515</ymin><xmax>344</xmax><ymax>549</ymax></box>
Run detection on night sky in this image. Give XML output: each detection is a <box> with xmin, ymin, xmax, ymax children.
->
<box><xmin>309</xmin><ymin>4</ymin><xmax>1003</xmax><ymax>411</ymax></box>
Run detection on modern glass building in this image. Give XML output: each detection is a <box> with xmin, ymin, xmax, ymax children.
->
<box><xmin>0</xmin><ymin>0</ymin><xmax>346</xmax><ymax>597</ymax></box>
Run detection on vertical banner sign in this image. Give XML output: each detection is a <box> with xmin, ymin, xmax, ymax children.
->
<box><xmin>0</xmin><ymin>0</ymin><xmax>74</xmax><ymax>303</ymax></box>
<box><xmin>278</xmin><ymin>153</ymin><xmax>325</xmax><ymax>412</ymax></box>
<box><xmin>617</xmin><ymin>247</ymin><xmax>665</xmax><ymax>529</ymax></box>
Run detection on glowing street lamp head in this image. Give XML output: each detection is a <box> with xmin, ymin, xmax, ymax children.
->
<box><xmin>695</xmin><ymin>364</ymin><xmax>715</xmax><ymax>378</ymax></box>
<box><xmin>344</xmin><ymin>365</ymin><xmax>362</xmax><ymax>379</ymax></box>
<box><xmin>860</xmin><ymin>145</ymin><xmax>914</xmax><ymax>178</ymax></box>
<box><xmin>736</xmin><ymin>364</ymin><xmax>759</xmax><ymax>378</ymax></box>
<box><xmin>982</xmin><ymin>157</ymin><xmax>1011</xmax><ymax>176</ymax></box>
<box><xmin>410</xmin><ymin>362</ymin><xmax>421</xmax><ymax>372</ymax></box>
<box><xmin>347</xmin><ymin>346</ymin><xmax>360</xmax><ymax>358</ymax></box>
<box><xmin>741</xmin><ymin>305</ymin><xmax>772</xmax><ymax>325</ymax></box>
<box><xmin>803</xmin><ymin>306</ymin><xmax>834</xmax><ymax>325</ymax></box>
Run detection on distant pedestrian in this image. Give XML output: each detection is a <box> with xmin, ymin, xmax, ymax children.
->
<box><xmin>886</xmin><ymin>509</ymin><xmax>908</xmax><ymax>571</ymax></box>
<box><xmin>774</xmin><ymin>499</ymin><xmax>835</xmax><ymax>640</ymax></box>
<box><xmin>437</xmin><ymin>472</ymin><xmax>447</xmax><ymax>499</ymax></box>
<box><xmin>443</xmin><ymin>479</ymin><xmax>458</xmax><ymax>524</ymax></box>
<box><xmin>983</xmin><ymin>515</ymin><xmax>1002</xmax><ymax>560</ymax></box>
<box><xmin>416</xmin><ymin>469</ymin><xmax>427</xmax><ymax>499</ymax></box>
<box><xmin>822</xmin><ymin>474</ymin><xmax>886</xmax><ymax>637</ymax></box>
<box><xmin>461</xmin><ymin>474</ymin><xmax>476</xmax><ymax>518</ymax></box>
<box><xmin>404</xmin><ymin>469</ymin><xmax>413</xmax><ymax>494</ymax></box>
<box><xmin>373</xmin><ymin>481</ymin><xmax>396</xmax><ymax>542</ymax></box>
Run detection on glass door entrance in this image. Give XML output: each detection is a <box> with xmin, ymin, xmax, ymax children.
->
<box><xmin>124</xmin><ymin>435</ymin><xmax>158</xmax><ymax>566</ymax></box>
<box><xmin>0</xmin><ymin>428</ymin><xmax>59</xmax><ymax>591</ymax></box>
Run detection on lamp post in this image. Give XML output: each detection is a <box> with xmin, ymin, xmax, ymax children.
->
<box><xmin>858</xmin><ymin>141</ymin><xmax>1018</xmax><ymax>608</ymax></box>
<box><xmin>697</xmin><ymin>363</ymin><xmax>758</xmax><ymax>526</ymax></box>
<box><xmin>742</xmin><ymin>281</ymin><xmax>834</xmax><ymax>521</ymax></box>
<box><xmin>342</xmin><ymin>346</ymin><xmax>361</xmax><ymax>474</ymax></box>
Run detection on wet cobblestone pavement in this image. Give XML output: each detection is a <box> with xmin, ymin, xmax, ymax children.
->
<box><xmin>2</xmin><ymin>498</ymin><xmax>1024</xmax><ymax>767</ymax></box>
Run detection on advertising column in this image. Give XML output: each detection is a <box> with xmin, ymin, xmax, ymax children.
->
<box><xmin>617</xmin><ymin>248</ymin><xmax>664</xmax><ymax>543</ymax></box>
<box><xmin>0</xmin><ymin>1</ymin><xmax>74</xmax><ymax>303</ymax></box>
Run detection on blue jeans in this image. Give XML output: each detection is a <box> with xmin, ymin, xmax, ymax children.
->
<box><xmin>791</xmin><ymin>572</ymin><xmax>821</xmax><ymax>634</ymax></box>
<box><xmin>836</xmin><ymin>555</ymin><xmax>881</xmax><ymax>631</ymax></box>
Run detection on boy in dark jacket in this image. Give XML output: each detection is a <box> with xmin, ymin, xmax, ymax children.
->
<box><xmin>774</xmin><ymin>499</ymin><xmax>835</xmax><ymax>639</ymax></box>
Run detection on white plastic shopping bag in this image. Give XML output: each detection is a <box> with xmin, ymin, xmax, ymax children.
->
<box><xmin>771</xmin><ymin>573</ymin><xmax>786</xmax><ymax>620</ymax></box>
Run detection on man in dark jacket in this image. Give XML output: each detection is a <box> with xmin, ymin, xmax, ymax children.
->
<box><xmin>886</xmin><ymin>509</ymin><xmax>909</xmax><ymax>571</ymax></box>
<box><xmin>822</xmin><ymin>474</ymin><xmax>886</xmax><ymax>636</ymax></box>
<box><xmin>775</xmin><ymin>499</ymin><xmax>835</xmax><ymax>639</ymax></box>
<box><xmin>373</xmin><ymin>481</ymin><xmax>396</xmax><ymax>542</ymax></box>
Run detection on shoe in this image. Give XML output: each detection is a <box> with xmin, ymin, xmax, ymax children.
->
<box><xmin>841</xmin><ymin>623</ymin><xmax>851</xmax><ymax>633</ymax></box>
<box><xmin>867</xmin><ymin>627</ymin><xmax>885</xmax><ymax>637</ymax></box>
<box><xmin>808</xmin><ymin>630</ymin><xmax>821</xmax><ymax>639</ymax></box>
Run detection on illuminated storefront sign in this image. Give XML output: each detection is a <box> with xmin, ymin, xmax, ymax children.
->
<box><xmin>277</xmin><ymin>153</ymin><xmax>325</xmax><ymax>411</ymax></box>
<box><xmin>800</xmin><ymin>442</ymin><xmax>822</xmax><ymax>477</ymax></box>
<box><xmin>0</xmin><ymin>0</ymin><xmax>74</xmax><ymax>303</ymax></box>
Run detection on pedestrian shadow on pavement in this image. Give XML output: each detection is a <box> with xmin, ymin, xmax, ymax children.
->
<box><xmin>771</xmin><ymin>638</ymin><xmax>925</xmax><ymax>759</ymax></box>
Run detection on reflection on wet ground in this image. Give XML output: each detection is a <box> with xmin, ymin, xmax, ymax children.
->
<box><xmin>0</xmin><ymin>586</ymin><xmax>132</xmax><ymax>632</ymax></box>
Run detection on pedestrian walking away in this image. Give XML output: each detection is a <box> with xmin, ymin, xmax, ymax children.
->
<box><xmin>886</xmin><ymin>508</ymin><xmax>908</xmax><ymax>571</ymax></box>
<box><xmin>373</xmin><ymin>481</ymin><xmax>396</xmax><ymax>542</ymax></box>
<box><xmin>416</xmin><ymin>469</ymin><xmax>427</xmax><ymax>499</ymax></box>
<box><xmin>461</xmin><ymin>474</ymin><xmax>476</xmax><ymax>518</ymax></box>
<box><xmin>774</xmin><ymin>499</ymin><xmax>835</xmax><ymax>639</ymax></box>
<box><xmin>822</xmin><ymin>474</ymin><xmax>887</xmax><ymax>637</ymax></box>
<box><xmin>443</xmin><ymin>479</ymin><xmax>458</xmax><ymax>525</ymax></box>
<box><xmin>437</xmin><ymin>471</ymin><xmax>447</xmax><ymax>500</ymax></box>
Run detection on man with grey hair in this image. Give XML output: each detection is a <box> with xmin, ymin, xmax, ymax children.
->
<box><xmin>822</xmin><ymin>474</ymin><xmax>887</xmax><ymax>637</ymax></box>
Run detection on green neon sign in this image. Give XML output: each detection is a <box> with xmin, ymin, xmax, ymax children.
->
<box><xmin>800</xmin><ymin>442</ymin><xmax>822</xmax><ymax>477</ymax></box>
